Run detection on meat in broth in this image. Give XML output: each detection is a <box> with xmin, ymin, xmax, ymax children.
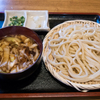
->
<box><xmin>0</xmin><ymin>35</ymin><xmax>40</xmax><ymax>73</ymax></box>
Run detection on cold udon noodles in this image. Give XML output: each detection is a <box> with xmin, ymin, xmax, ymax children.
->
<box><xmin>46</xmin><ymin>24</ymin><xmax>100</xmax><ymax>82</ymax></box>
<box><xmin>0</xmin><ymin>35</ymin><xmax>40</xmax><ymax>73</ymax></box>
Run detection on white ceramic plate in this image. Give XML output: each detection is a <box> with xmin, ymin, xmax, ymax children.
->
<box><xmin>2</xmin><ymin>10</ymin><xmax>26</xmax><ymax>27</ymax></box>
<box><xmin>2</xmin><ymin>10</ymin><xmax>50</xmax><ymax>31</ymax></box>
<box><xmin>25</xmin><ymin>10</ymin><xmax>50</xmax><ymax>31</ymax></box>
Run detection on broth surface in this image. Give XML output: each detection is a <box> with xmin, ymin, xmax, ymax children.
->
<box><xmin>0</xmin><ymin>35</ymin><xmax>40</xmax><ymax>73</ymax></box>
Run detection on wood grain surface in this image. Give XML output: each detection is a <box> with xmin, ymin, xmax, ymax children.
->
<box><xmin>0</xmin><ymin>0</ymin><xmax>100</xmax><ymax>13</ymax></box>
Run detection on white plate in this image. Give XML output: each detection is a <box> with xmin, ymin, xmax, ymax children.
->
<box><xmin>25</xmin><ymin>10</ymin><xmax>50</xmax><ymax>31</ymax></box>
<box><xmin>2</xmin><ymin>10</ymin><xmax>50</xmax><ymax>31</ymax></box>
<box><xmin>2</xmin><ymin>10</ymin><xmax>26</xmax><ymax>27</ymax></box>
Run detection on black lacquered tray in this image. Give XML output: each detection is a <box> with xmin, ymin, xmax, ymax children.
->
<box><xmin>0</xmin><ymin>12</ymin><xmax>100</xmax><ymax>98</ymax></box>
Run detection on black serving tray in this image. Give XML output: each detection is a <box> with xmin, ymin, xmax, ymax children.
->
<box><xmin>0</xmin><ymin>13</ymin><xmax>100</xmax><ymax>94</ymax></box>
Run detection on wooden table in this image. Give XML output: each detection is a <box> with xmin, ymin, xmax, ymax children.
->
<box><xmin>0</xmin><ymin>0</ymin><xmax>100</xmax><ymax>100</ymax></box>
<box><xmin>0</xmin><ymin>0</ymin><xmax>100</xmax><ymax>14</ymax></box>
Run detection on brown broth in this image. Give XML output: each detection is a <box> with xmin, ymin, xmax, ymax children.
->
<box><xmin>0</xmin><ymin>34</ymin><xmax>40</xmax><ymax>73</ymax></box>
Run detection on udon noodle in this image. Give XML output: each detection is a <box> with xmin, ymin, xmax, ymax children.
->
<box><xmin>46</xmin><ymin>24</ymin><xmax>100</xmax><ymax>82</ymax></box>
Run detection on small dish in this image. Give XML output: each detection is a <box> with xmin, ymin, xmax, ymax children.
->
<box><xmin>2</xmin><ymin>10</ymin><xmax>26</xmax><ymax>27</ymax></box>
<box><xmin>2</xmin><ymin>10</ymin><xmax>50</xmax><ymax>31</ymax></box>
<box><xmin>25</xmin><ymin>10</ymin><xmax>50</xmax><ymax>31</ymax></box>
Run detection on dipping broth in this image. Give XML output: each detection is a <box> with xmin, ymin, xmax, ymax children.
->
<box><xmin>0</xmin><ymin>35</ymin><xmax>40</xmax><ymax>73</ymax></box>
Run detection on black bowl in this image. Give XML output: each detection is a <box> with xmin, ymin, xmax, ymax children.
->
<box><xmin>0</xmin><ymin>26</ymin><xmax>43</xmax><ymax>81</ymax></box>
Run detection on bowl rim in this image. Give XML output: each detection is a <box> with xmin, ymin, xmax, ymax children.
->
<box><xmin>0</xmin><ymin>26</ymin><xmax>43</xmax><ymax>75</ymax></box>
